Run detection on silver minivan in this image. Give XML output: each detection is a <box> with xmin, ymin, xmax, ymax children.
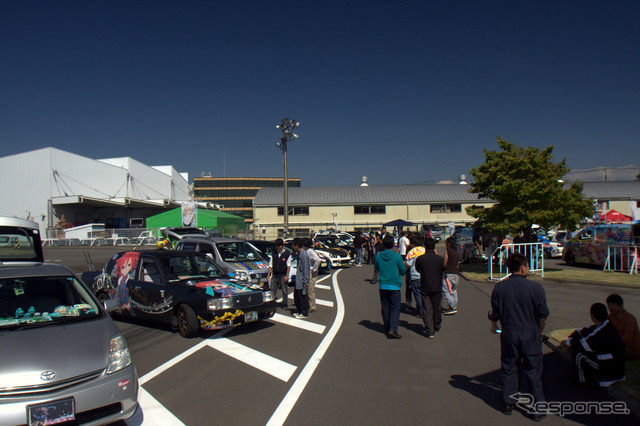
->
<box><xmin>0</xmin><ymin>217</ymin><xmax>142</xmax><ymax>425</ymax></box>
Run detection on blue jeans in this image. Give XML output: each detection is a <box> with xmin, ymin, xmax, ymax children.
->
<box><xmin>410</xmin><ymin>279</ymin><xmax>424</xmax><ymax>315</ymax></box>
<box><xmin>379</xmin><ymin>289</ymin><xmax>401</xmax><ymax>333</ymax></box>
<box><xmin>355</xmin><ymin>248</ymin><xmax>363</xmax><ymax>265</ymax></box>
<box><xmin>442</xmin><ymin>274</ymin><xmax>458</xmax><ymax>310</ymax></box>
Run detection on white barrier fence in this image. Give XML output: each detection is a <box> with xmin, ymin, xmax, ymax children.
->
<box><xmin>489</xmin><ymin>242</ymin><xmax>544</xmax><ymax>281</ymax></box>
<box><xmin>604</xmin><ymin>245</ymin><xmax>638</xmax><ymax>275</ymax></box>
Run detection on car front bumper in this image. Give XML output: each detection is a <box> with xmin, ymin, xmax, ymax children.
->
<box><xmin>0</xmin><ymin>365</ymin><xmax>140</xmax><ymax>426</ymax></box>
<box><xmin>198</xmin><ymin>301</ymin><xmax>278</xmax><ymax>330</ymax></box>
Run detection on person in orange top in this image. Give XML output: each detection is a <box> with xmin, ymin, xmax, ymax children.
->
<box><xmin>606</xmin><ymin>294</ymin><xmax>640</xmax><ymax>360</ymax></box>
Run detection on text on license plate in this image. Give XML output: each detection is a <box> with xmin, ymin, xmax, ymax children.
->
<box><xmin>245</xmin><ymin>311</ymin><xmax>258</xmax><ymax>322</ymax></box>
<box><xmin>28</xmin><ymin>397</ymin><xmax>75</xmax><ymax>426</ymax></box>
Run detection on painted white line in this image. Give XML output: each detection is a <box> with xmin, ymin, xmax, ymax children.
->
<box><xmin>139</xmin><ymin>341</ymin><xmax>207</xmax><ymax>385</ymax></box>
<box><xmin>286</xmin><ymin>293</ymin><xmax>333</xmax><ymax>307</ymax></box>
<box><xmin>206</xmin><ymin>338</ymin><xmax>297</xmax><ymax>382</ymax></box>
<box><xmin>315</xmin><ymin>284</ymin><xmax>331</xmax><ymax>290</ymax></box>
<box><xmin>266</xmin><ymin>270</ymin><xmax>345</xmax><ymax>426</ymax></box>
<box><xmin>316</xmin><ymin>275</ymin><xmax>331</xmax><ymax>283</ymax></box>
<box><xmin>139</xmin><ymin>329</ymin><xmax>229</xmax><ymax>385</ymax></box>
<box><xmin>270</xmin><ymin>313</ymin><xmax>326</xmax><ymax>334</ymax></box>
<box><xmin>139</xmin><ymin>387</ymin><xmax>185</xmax><ymax>425</ymax></box>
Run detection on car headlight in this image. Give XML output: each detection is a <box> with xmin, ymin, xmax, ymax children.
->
<box><xmin>233</xmin><ymin>271</ymin><xmax>249</xmax><ymax>281</ymax></box>
<box><xmin>263</xmin><ymin>290</ymin><xmax>274</xmax><ymax>302</ymax></box>
<box><xmin>208</xmin><ymin>297</ymin><xmax>233</xmax><ymax>310</ymax></box>
<box><xmin>107</xmin><ymin>334</ymin><xmax>132</xmax><ymax>374</ymax></box>
<box><xmin>329</xmin><ymin>253</ymin><xmax>337</xmax><ymax>258</ymax></box>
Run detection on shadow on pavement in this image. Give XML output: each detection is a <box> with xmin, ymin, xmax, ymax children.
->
<box><xmin>358</xmin><ymin>319</ymin><xmax>385</xmax><ymax>335</ymax></box>
<box><xmin>450</xmin><ymin>351</ymin><xmax>637</xmax><ymax>425</ymax></box>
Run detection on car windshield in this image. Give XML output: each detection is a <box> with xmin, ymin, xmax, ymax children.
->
<box><xmin>0</xmin><ymin>276</ymin><xmax>100</xmax><ymax>329</ymax></box>
<box><xmin>319</xmin><ymin>238</ymin><xmax>346</xmax><ymax>248</ymax></box>
<box><xmin>161</xmin><ymin>254</ymin><xmax>226</xmax><ymax>282</ymax></box>
<box><xmin>216</xmin><ymin>242</ymin><xmax>262</xmax><ymax>262</ymax></box>
<box><xmin>0</xmin><ymin>225</ymin><xmax>43</xmax><ymax>263</ymax></box>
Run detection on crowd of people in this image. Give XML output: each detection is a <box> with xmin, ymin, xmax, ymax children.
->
<box><xmin>266</xmin><ymin>227</ymin><xmax>640</xmax><ymax>421</ymax></box>
<box><xmin>370</xmin><ymin>229</ymin><xmax>460</xmax><ymax>339</ymax></box>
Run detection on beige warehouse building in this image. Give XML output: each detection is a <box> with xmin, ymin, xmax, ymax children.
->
<box><xmin>252</xmin><ymin>184</ymin><xmax>495</xmax><ymax>240</ymax></box>
<box><xmin>253</xmin><ymin>181</ymin><xmax>640</xmax><ymax>240</ymax></box>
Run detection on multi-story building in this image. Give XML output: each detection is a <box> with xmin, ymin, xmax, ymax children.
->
<box><xmin>193</xmin><ymin>177</ymin><xmax>301</xmax><ymax>223</ymax></box>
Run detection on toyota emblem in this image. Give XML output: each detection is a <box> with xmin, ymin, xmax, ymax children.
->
<box><xmin>248</xmin><ymin>297</ymin><xmax>252</xmax><ymax>302</ymax></box>
<box><xmin>40</xmin><ymin>370</ymin><xmax>56</xmax><ymax>381</ymax></box>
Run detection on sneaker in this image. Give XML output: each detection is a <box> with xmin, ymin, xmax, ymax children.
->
<box><xmin>293</xmin><ymin>313</ymin><xmax>303</xmax><ymax>319</ymax></box>
<box><xmin>531</xmin><ymin>413</ymin><xmax>546</xmax><ymax>422</ymax></box>
<box><xmin>427</xmin><ymin>334</ymin><xmax>435</xmax><ymax>339</ymax></box>
<box><xmin>502</xmin><ymin>404</ymin><xmax>515</xmax><ymax>415</ymax></box>
<box><xmin>443</xmin><ymin>309</ymin><xmax>457</xmax><ymax>315</ymax></box>
<box><xmin>387</xmin><ymin>331</ymin><xmax>403</xmax><ymax>339</ymax></box>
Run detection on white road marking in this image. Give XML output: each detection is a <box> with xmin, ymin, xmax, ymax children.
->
<box><xmin>286</xmin><ymin>293</ymin><xmax>334</xmax><ymax>307</ymax></box>
<box><xmin>269</xmin><ymin>313</ymin><xmax>326</xmax><ymax>334</ymax></box>
<box><xmin>139</xmin><ymin>387</ymin><xmax>185</xmax><ymax>425</ymax></box>
<box><xmin>205</xmin><ymin>338</ymin><xmax>297</xmax><ymax>382</ymax></box>
<box><xmin>315</xmin><ymin>284</ymin><xmax>331</xmax><ymax>290</ymax></box>
<box><xmin>267</xmin><ymin>270</ymin><xmax>345</xmax><ymax>426</ymax></box>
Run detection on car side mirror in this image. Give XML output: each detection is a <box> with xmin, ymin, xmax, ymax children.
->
<box><xmin>103</xmin><ymin>298</ymin><xmax>119</xmax><ymax>313</ymax></box>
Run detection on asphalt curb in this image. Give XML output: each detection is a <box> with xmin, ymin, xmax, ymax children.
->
<box><xmin>543</xmin><ymin>337</ymin><xmax>640</xmax><ymax>421</ymax></box>
<box><xmin>459</xmin><ymin>271</ymin><xmax>638</xmax><ymax>289</ymax></box>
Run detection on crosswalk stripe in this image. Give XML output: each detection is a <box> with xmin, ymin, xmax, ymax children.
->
<box><xmin>139</xmin><ymin>387</ymin><xmax>185</xmax><ymax>425</ymax></box>
<box><xmin>315</xmin><ymin>284</ymin><xmax>331</xmax><ymax>290</ymax></box>
<box><xmin>206</xmin><ymin>338</ymin><xmax>297</xmax><ymax>382</ymax></box>
<box><xmin>286</xmin><ymin>293</ymin><xmax>334</xmax><ymax>307</ymax></box>
<box><xmin>269</xmin><ymin>313</ymin><xmax>326</xmax><ymax>334</ymax></box>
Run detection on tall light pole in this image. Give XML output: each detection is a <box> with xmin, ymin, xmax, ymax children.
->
<box><xmin>276</xmin><ymin>117</ymin><xmax>299</xmax><ymax>238</ymax></box>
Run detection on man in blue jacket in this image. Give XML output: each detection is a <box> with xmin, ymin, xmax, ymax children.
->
<box><xmin>489</xmin><ymin>252</ymin><xmax>549</xmax><ymax>421</ymax></box>
<box><xmin>374</xmin><ymin>235</ymin><xmax>406</xmax><ymax>339</ymax></box>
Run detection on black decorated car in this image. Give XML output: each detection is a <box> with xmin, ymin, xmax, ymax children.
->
<box><xmin>81</xmin><ymin>250</ymin><xmax>277</xmax><ymax>338</ymax></box>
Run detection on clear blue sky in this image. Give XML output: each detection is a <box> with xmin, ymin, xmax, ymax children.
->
<box><xmin>2</xmin><ymin>1</ymin><xmax>639</xmax><ymax>187</ymax></box>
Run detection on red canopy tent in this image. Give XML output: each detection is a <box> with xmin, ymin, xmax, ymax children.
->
<box><xmin>599</xmin><ymin>209</ymin><xmax>632</xmax><ymax>222</ymax></box>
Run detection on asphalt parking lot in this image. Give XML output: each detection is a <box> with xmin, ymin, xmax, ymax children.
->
<box><xmin>40</xmin><ymin>247</ymin><xmax>640</xmax><ymax>425</ymax></box>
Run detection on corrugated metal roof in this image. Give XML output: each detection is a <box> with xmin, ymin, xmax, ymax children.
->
<box><xmin>254</xmin><ymin>184</ymin><xmax>484</xmax><ymax>206</ymax></box>
<box><xmin>254</xmin><ymin>181</ymin><xmax>640</xmax><ymax>206</ymax></box>
<box><xmin>580</xmin><ymin>181</ymin><xmax>640</xmax><ymax>199</ymax></box>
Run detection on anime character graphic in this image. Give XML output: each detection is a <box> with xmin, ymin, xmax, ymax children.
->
<box><xmin>114</xmin><ymin>252</ymin><xmax>140</xmax><ymax>312</ymax></box>
<box><xmin>196</xmin><ymin>280</ymin><xmax>236</xmax><ymax>297</ymax></box>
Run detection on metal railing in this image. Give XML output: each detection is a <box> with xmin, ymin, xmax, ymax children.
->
<box><xmin>489</xmin><ymin>242</ymin><xmax>544</xmax><ymax>281</ymax></box>
<box><xmin>604</xmin><ymin>245</ymin><xmax>638</xmax><ymax>274</ymax></box>
<box><xmin>43</xmin><ymin>227</ymin><xmax>248</xmax><ymax>246</ymax></box>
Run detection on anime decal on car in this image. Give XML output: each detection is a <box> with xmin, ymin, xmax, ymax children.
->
<box><xmin>114</xmin><ymin>251</ymin><xmax>140</xmax><ymax>312</ymax></box>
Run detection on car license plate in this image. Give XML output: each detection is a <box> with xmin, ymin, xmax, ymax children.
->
<box><xmin>245</xmin><ymin>311</ymin><xmax>258</xmax><ymax>322</ymax></box>
<box><xmin>28</xmin><ymin>397</ymin><xmax>75</xmax><ymax>426</ymax></box>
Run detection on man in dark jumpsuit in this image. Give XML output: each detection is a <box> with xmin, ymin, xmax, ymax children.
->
<box><xmin>489</xmin><ymin>252</ymin><xmax>549</xmax><ymax>420</ymax></box>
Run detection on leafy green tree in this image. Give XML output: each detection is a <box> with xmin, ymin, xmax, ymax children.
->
<box><xmin>466</xmin><ymin>137</ymin><xmax>595</xmax><ymax>236</ymax></box>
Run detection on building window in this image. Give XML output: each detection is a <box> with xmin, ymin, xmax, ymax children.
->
<box><xmin>277</xmin><ymin>206</ymin><xmax>309</xmax><ymax>216</ymax></box>
<box><xmin>354</xmin><ymin>205</ymin><xmax>386</xmax><ymax>214</ymax></box>
<box><xmin>277</xmin><ymin>228</ymin><xmax>310</xmax><ymax>237</ymax></box>
<box><xmin>430</xmin><ymin>204</ymin><xmax>461</xmax><ymax>213</ymax></box>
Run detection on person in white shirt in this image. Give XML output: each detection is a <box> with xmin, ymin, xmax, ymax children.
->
<box><xmin>304</xmin><ymin>237</ymin><xmax>322</xmax><ymax>313</ymax></box>
<box><xmin>397</xmin><ymin>231</ymin><xmax>412</xmax><ymax>308</ymax></box>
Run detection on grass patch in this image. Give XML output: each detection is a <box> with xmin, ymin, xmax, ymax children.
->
<box><xmin>460</xmin><ymin>262</ymin><xmax>640</xmax><ymax>286</ymax></box>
